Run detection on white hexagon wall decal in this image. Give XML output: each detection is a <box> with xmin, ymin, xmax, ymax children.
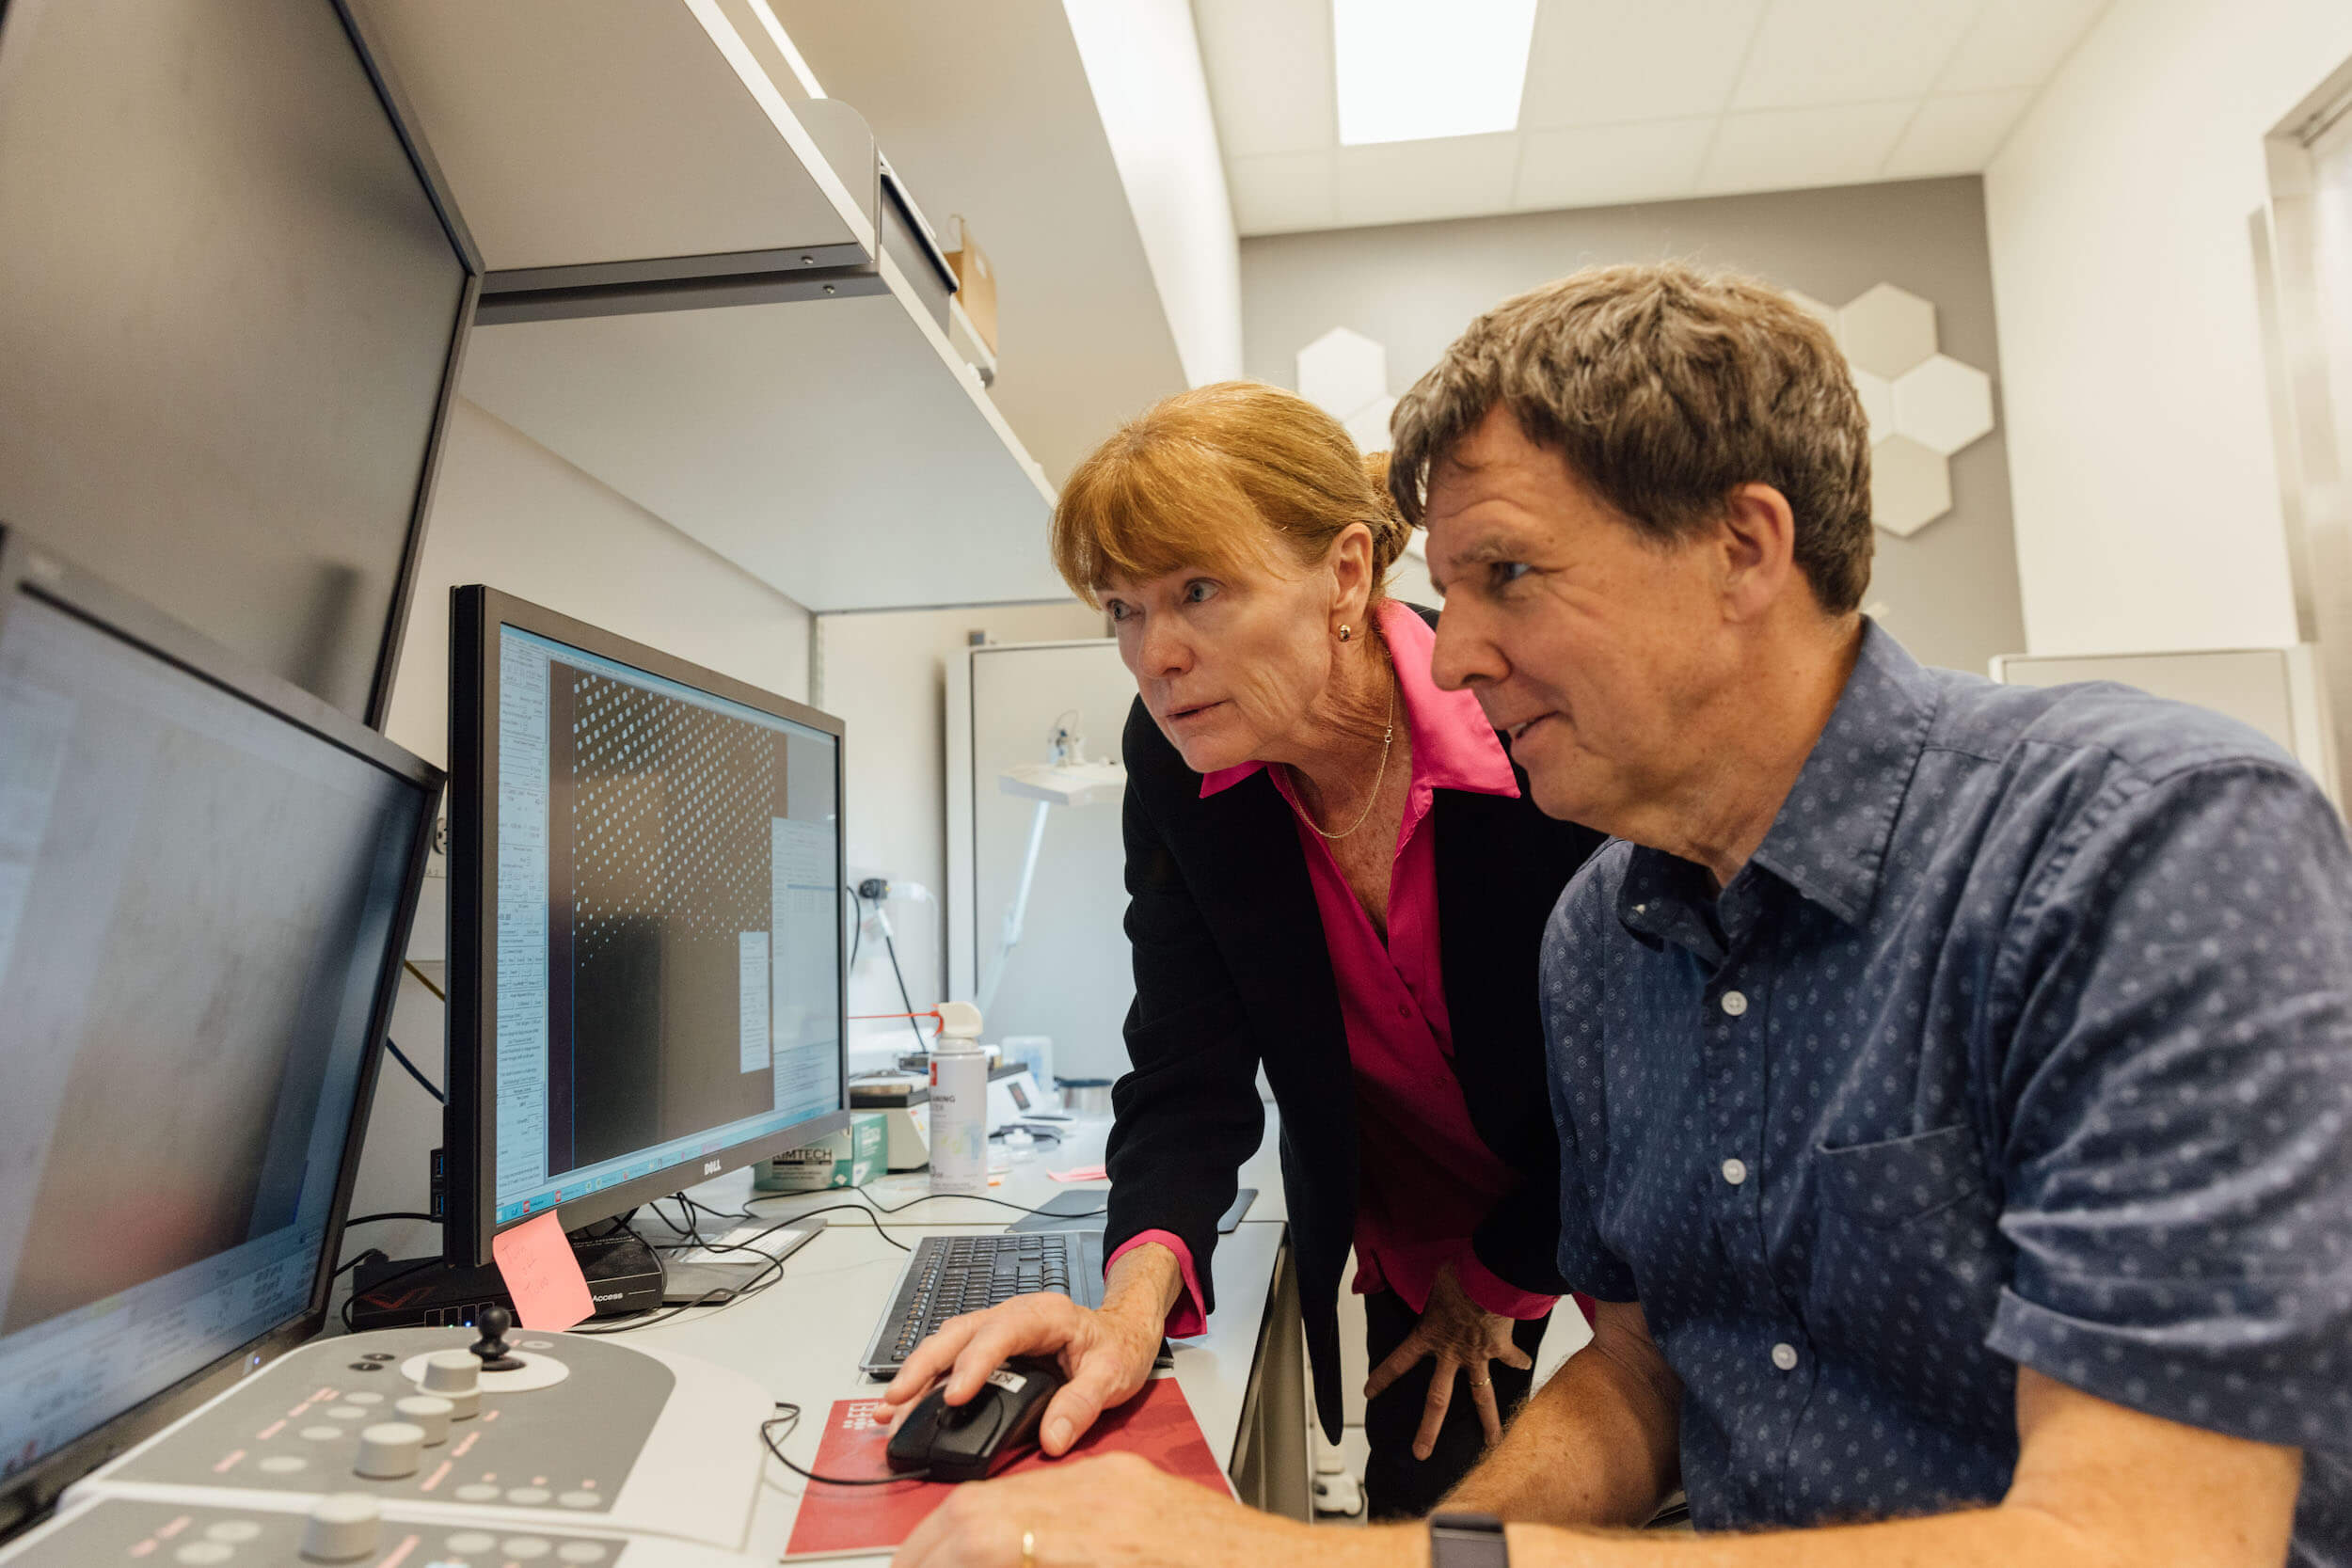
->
<box><xmin>1344</xmin><ymin>395</ymin><xmax>1398</xmax><ymax>455</ymax></box>
<box><xmin>1870</xmin><ymin>436</ymin><xmax>1951</xmax><ymax>538</ymax></box>
<box><xmin>1296</xmin><ymin>327</ymin><xmax>1389</xmax><ymax>426</ymax></box>
<box><xmin>1853</xmin><ymin>372</ymin><xmax>1896</xmax><ymax>441</ymax></box>
<box><xmin>1838</xmin><ymin>284</ymin><xmax>1937</xmax><ymax>380</ymax></box>
<box><xmin>1892</xmin><ymin>355</ymin><xmax>1994</xmax><ymax>456</ymax></box>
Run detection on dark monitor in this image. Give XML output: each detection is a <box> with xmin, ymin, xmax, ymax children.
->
<box><xmin>0</xmin><ymin>526</ymin><xmax>440</xmax><ymax>1532</ymax></box>
<box><xmin>446</xmin><ymin>588</ymin><xmax>850</xmax><ymax>1268</ymax></box>
<box><xmin>0</xmin><ymin>0</ymin><xmax>479</xmax><ymax>728</ymax></box>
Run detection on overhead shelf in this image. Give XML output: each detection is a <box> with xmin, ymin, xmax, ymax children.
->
<box><xmin>461</xmin><ymin>248</ymin><xmax>1060</xmax><ymax>611</ymax></box>
<box><xmin>358</xmin><ymin>0</ymin><xmax>1058</xmax><ymax>610</ymax></box>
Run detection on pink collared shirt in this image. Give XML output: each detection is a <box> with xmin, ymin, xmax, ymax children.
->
<box><xmin>1109</xmin><ymin>600</ymin><xmax>1558</xmax><ymax>1334</ymax></box>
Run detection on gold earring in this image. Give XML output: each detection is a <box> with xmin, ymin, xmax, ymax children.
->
<box><xmin>1337</xmin><ymin>624</ymin><xmax>1353</xmax><ymax>642</ymax></box>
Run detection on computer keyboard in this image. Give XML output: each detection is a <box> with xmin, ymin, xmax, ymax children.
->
<box><xmin>859</xmin><ymin>1230</ymin><xmax>1105</xmax><ymax>1378</ymax></box>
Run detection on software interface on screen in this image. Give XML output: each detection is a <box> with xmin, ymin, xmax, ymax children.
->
<box><xmin>0</xmin><ymin>592</ymin><xmax>424</xmax><ymax>1479</ymax></box>
<box><xmin>492</xmin><ymin>626</ymin><xmax>842</xmax><ymax>1227</ymax></box>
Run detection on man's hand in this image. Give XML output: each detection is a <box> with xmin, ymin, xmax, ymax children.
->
<box><xmin>888</xmin><ymin>1452</ymin><xmax>1419</xmax><ymax>1568</ymax></box>
<box><xmin>1363</xmin><ymin>1261</ymin><xmax>1538</xmax><ymax>1458</ymax></box>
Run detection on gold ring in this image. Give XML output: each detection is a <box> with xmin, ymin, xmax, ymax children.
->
<box><xmin>1469</xmin><ymin>1375</ymin><xmax>1491</xmax><ymax>1389</ymax></box>
<box><xmin>1021</xmin><ymin>1528</ymin><xmax>1037</xmax><ymax>1568</ymax></box>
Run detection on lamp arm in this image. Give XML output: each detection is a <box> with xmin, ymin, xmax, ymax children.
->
<box><xmin>977</xmin><ymin>799</ymin><xmax>1054</xmax><ymax>1015</ymax></box>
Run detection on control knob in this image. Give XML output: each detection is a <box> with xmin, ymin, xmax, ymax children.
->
<box><xmin>353</xmin><ymin>1420</ymin><xmax>424</xmax><ymax>1479</ymax></box>
<box><xmin>420</xmin><ymin>1350</ymin><xmax>481</xmax><ymax>1418</ymax></box>
<box><xmin>395</xmin><ymin>1394</ymin><xmax>453</xmax><ymax>1446</ymax></box>
<box><xmin>300</xmin><ymin>1494</ymin><xmax>382</xmax><ymax>1562</ymax></box>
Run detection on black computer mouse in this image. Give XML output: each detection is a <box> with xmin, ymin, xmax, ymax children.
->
<box><xmin>886</xmin><ymin>1356</ymin><xmax>1066</xmax><ymax>1481</ymax></box>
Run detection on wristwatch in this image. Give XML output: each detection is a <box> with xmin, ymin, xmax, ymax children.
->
<box><xmin>1428</xmin><ymin>1511</ymin><xmax>1508</xmax><ymax>1568</ymax></box>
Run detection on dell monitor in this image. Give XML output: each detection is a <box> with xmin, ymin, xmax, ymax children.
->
<box><xmin>0</xmin><ymin>0</ymin><xmax>480</xmax><ymax>729</ymax></box>
<box><xmin>445</xmin><ymin>588</ymin><xmax>850</xmax><ymax>1268</ymax></box>
<box><xmin>0</xmin><ymin>526</ymin><xmax>441</xmax><ymax>1534</ymax></box>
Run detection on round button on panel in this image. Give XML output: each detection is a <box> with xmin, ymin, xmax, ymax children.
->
<box><xmin>395</xmin><ymin>1395</ymin><xmax>453</xmax><ymax>1447</ymax></box>
<box><xmin>557</xmin><ymin>1544</ymin><xmax>610</xmax><ymax>1563</ymax></box>
<box><xmin>353</xmin><ymin>1421</ymin><xmax>425</xmax><ymax>1480</ymax></box>
<box><xmin>501</xmin><ymin>1540</ymin><xmax>553</xmax><ymax>1560</ymax></box>
<box><xmin>1771</xmin><ymin>1341</ymin><xmax>1799</xmax><ymax>1371</ymax></box>
<box><xmin>444</xmin><ymin>1533</ymin><xmax>498</xmax><ymax>1555</ymax></box>
<box><xmin>260</xmin><ymin>1456</ymin><xmax>309</xmax><ymax>1474</ymax></box>
<box><xmin>326</xmin><ymin>1406</ymin><xmax>366</xmax><ymax>1420</ymax></box>
<box><xmin>1721</xmin><ymin>1158</ymin><xmax>1748</xmax><ymax>1186</ymax></box>
<box><xmin>556</xmin><ymin>1491</ymin><xmax>600</xmax><ymax>1510</ymax></box>
<box><xmin>205</xmin><ymin>1522</ymin><xmax>263</xmax><ymax>1544</ymax></box>
<box><xmin>505</xmin><ymin>1487</ymin><xmax>552</xmax><ymax>1505</ymax></box>
<box><xmin>301</xmin><ymin>1426</ymin><xmax>344</xmax><ymax>1442</ymax></box>
<box><xmin>453</xmin><ymin>1483</ymin><xmax>501</xmax><ymax>1502</ymax></box>
<box><xmin>175</xmin><ymin>1544</ymin><xmax>233</xmax><ymax>1564</ymax></box>
<box><xmin>1719</xmin><ymin>990</ymin><xmax>1749</xmax><ymax>1017</ymax></box>
<box><xmin>301</xmin><ymin>1494</ymin><xmax>382</xmax><ymax>1563</ymax></box>
<box><xmin>344</xmin><ymin>1363</ymin><xmax>383</xmax><ymax>1374</ymax></box>
<box><xmin>343</xmin><ymin>1392</ymin><xmax>383</xmax><ymax>1406</ymax></box>
<box><xmin>361</xmin><ymin>1353</ymin><xmax>397</xmax><ymax>1363</ymax></box>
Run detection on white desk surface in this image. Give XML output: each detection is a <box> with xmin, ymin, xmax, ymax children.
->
<box><xmin>592</xmin><ymin>1107</ymin><xmax>1292</xmax><ymax>1561</ymax></box>
<box><xmin>690</xmin><ymin>1106</ymin><xmax>1289</xmax><ymax>1229</ymax></box>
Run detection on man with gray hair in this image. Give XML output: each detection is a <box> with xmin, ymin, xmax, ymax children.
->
<box><xmin>886</xmin><ymin>262</ymin><xmax>2352</xmax><ymax>1568</ymax></box>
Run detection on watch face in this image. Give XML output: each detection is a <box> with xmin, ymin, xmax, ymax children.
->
<box><xmin>1429</xmin><ymin>1512</ymin><xmax>1509</xmax><ymax>1568</ymax></box>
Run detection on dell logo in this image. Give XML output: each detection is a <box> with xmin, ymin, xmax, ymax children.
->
<box><xmin>705</xmin><ymin>1160</ymin><xmax>721</xmax><ymax>1175</ymax></box>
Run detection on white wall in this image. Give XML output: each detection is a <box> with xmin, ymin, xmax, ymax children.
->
<box><xmin>815</xmin><ymin>601</ymin><xmax>1106</xmax><ymax>1062</ymax></box>
<box><xmin>1063</xmin><ymin>0</ymin><xmax>1244</xmax><ymax>388</ymax></box>
<box><xmin>1985</xmin><ymin>0</ymin><xmax>2352</xmax><ymax>656</ymax></box>
<box><xmin>347</xmin><ymin>396</ymin><xmax>817</xmax><ymax>1263</ymax></box>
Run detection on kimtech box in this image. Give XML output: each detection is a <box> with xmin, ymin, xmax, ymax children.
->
<box><xmin>754</xmin><ymin>1111</ymin><xmax>886</xmax><ymax>1192</ymax></box>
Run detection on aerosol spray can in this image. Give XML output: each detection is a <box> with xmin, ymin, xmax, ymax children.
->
<box><xmin>928</xmin><ymin>1001</ymin><xmax>989</xmax><ymax>1196</ymax></box>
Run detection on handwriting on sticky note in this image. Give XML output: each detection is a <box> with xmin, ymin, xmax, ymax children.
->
<box><xmin>490</xmin><ymin>1212</ymin><xmax>594</xmax><ymax>1331</ymax></box>
<box><xmin>1046</xmin><ymin>1164</ymin><xmax>1107</xmax><ymax>1183</ymax></box>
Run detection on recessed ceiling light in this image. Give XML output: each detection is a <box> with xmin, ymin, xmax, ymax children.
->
<box><xmin>1332</xmin><ymin>0</ymin><xmax>1539</xmax><ymax>147</ymax></box>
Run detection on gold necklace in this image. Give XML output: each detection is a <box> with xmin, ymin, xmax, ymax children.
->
<box><xmin>1297</xmin><ymin>675</ymin><xmax>1396</xmax><ymax>840</ymax></box>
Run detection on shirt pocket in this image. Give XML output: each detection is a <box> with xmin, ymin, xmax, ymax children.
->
<box><xmin>1806</xmin><ymin>1123</ymin><xmax>2012</xmax><ymax>1442</ymax></box>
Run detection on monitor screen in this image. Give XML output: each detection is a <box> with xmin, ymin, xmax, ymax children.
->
<box><xmin>0</xmin><ymin>0</ymin><xmax>472</xmax><ymax>726</ymax></box>
<box><xmin>0</xmin><ymin>585</ymin><xmax>433</xmax><ymax>1489</ymax></box>
<box><xmin>475</xmin><ymin>619</ymin><xmax>845</xmax><ymax>1241</ymax></box>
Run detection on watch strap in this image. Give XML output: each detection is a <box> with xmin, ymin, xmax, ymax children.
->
<box><xmin>1428</xmin><ymin>1511</ymin><xmax>1509</xmax><ymax>1568</ymax></box>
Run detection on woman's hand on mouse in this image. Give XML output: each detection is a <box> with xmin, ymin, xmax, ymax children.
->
<box><xmin>878</xmin><ymin>1243</ymin><xmax>1181</xmax><ymax>1457</ymax></box>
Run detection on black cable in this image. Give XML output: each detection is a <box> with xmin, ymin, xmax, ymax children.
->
<box><xmin>749</xmin><ymin>1185</ymin><xmax>1104</xmax><ymax>1222</ymax></box>
<box><xmin>848</xmin><ymin>885</ymin><xmax>865</xmax><ymax>972</ymax></box>
<box><xmin>332</xmin><ymin>1248</ymin><xmax>386</xmax><ymax>1284</ymax></box>
<box><xmin>879</xmin><ymin>927</ymin><xmax>928</xmax><ymax>1053</ymax></box>
<box><xmin>345</xmin><ymin>1212</ymin><xmax>439</xmax><ymax>1227</ymax></box>
<box><xmin>383</xmin><ymin>1038</ymin><xmax>445</xmax><ymax>1103</ymax></box>
<box><xmin>763</xmin><ymin>1402</ymin><xmax>929</xmax><ymax>1487</ymax></box>
<box><xmin>572</xmin><ymin>1204</ymin><xmax>912</xmax><ymax>1338</ymax></box>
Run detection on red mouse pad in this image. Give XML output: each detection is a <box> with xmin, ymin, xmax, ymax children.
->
<box><xmin>783</xmin><ymin>1373</ymin><xmax>1234</xmax><ymax>1558</ymax></box>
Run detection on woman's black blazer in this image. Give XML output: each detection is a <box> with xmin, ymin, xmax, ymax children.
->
<box><xmin>1101</xmin><ymin>607</ymin><xmax>1607</xmax><ymax>1441</ymax></box>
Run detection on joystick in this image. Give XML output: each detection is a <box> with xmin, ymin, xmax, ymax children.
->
<box><xmin>468</xmin><ymin>1304</ymin><xmax>525</xmax><ymax>1372</ymax></box>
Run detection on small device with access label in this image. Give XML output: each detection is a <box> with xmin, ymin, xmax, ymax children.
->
<box><xmin>886</xmin><ymin>1358</ymin><xmax>1067</xmax><ymax>1481</ymax></box>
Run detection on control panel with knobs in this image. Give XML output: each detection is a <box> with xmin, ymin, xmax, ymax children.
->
<box><xmin>0</xmin><ymin>1325</ymin><xmax>788</xmax><ymax>1564</ymax></box>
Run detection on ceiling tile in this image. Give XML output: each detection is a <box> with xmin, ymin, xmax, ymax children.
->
<box><xmin>1729</xmin><ymin>0</ymin><xmax>1983</xmax><ymax>111</ymax></box>
<box><xmin>1513</xmin><ymin>119</ymin><xmax>1714</xmax><ymax>210</ymax></box>
<box><xmin>1332</xmin><ymin>134</ymin><xmax>1521</xmax><ymax>229</ymax></box>
<box><xmin>1519</xmin><ymin>0</ymin><xmax>1766</xmax><ymax>128</ymax></box>
<box><xmin>1935</xmin><ymin>0</ymin><xmax>2110</xmax><ymax>94</ymax></box>
<box><xmin>1192</xmin><ymin>0</ymin><xmax>1334</xmax><ymax>157</ymax></box>
<box><xmin>1697</xmin><ymin>101</ymin><xmax>1914</xmax><ymax>196</ymax></box>
<box><xmin>1228</xmin><ymin>150</ymin><xmax>1336</xmax><ymax>235</ymax></box>
<box><xmin>1881</xmin><ymin>88</ymin><xmax>2034</xmax><ymax>177</ymax></box>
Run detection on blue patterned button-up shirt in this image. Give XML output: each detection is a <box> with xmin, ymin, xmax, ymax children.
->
<box><xmin>1541</xmin><ymin>622</ymin><xmax>2352</xmax><ymax>1563</ymax></box>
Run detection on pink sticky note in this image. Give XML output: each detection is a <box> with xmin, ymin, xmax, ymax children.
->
<box><xmin>490</xmin><ymin>1212</ymin><xmax>594</xmax><ymax>1331</ymax></box>
<box><xmin>1047</xmin><ymin>1164</ymin><xmax>1108</xmax><ymax>1183</ymax></box>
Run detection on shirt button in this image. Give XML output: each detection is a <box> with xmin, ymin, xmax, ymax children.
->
<box><xmin>1395</xmin><ymin>1002</ymin><xmax>1412</xmax><ymax>1021</ymax></box>
<box><xmin>1771</xmin><ymin>1342</ymin><xmax>1799</xmax><ymax>1371</ymax></box>
<box><xmin>1720</xmin><ymin>990</ymin><xmax>1749</xmax><ymax>1017</ymax></box>
<box><xmin>1721</xmin><ymin>1158</ymin><xmax>1747</xmax><ymax>1186</ymax></box>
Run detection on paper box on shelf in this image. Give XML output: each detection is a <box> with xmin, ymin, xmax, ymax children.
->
<box><xmin>944</xmin><ymin>215</ymin><xmax>997</xmax><ymax>356</ymax></box>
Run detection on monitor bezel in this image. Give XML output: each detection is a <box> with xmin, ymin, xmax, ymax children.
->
<box><xmin>446</xmin><ymin>585</ymin><xmax>852</xmax><ymax>1269</ymax></box>
<box><xmin>0</xmin><ymin>522</ymin><xmax>443</xmax><ymax>1538</ymax></box>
